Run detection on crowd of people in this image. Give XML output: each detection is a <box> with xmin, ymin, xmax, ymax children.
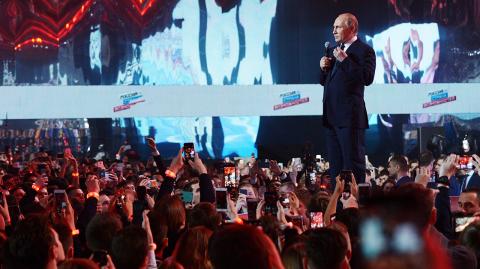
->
<box><xmin>1</xmin><ymin>137</ymin><xmax>480</xmax><ymax>269</ymax></box>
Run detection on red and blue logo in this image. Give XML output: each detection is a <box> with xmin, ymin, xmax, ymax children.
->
<box><xmin>274</xmin><ymin>91</ymin><xmax>309</xmax><ymax>110</ymax></box>
<box><xmin>423</xmin><ymin>89</ymin><xmax>456</xmax><ymax>108</ymax></box>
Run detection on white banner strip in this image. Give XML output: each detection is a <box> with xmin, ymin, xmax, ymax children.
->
<box><xmin>0</xmin><ymin>83</ymin><xmax>479</xmax><ymax>119</ymax></box>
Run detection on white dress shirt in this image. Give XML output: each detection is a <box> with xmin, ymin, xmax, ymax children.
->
<box><xmin>343</xmin><ymin>35</ymin><xmax>358</xmax><ymax>52</ymax></box>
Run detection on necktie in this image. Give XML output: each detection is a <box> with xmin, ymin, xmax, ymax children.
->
<box><xmin>462</xmin><ymin>173</ymin><xmax>473</xmax><ymax>191</ymax></box>
<box><xmin>340</xmin><ymin>43</ymin><xmax>345</xmax><ymax>51</ymax></box>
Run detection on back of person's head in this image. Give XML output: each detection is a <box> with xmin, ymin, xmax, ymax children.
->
<box><xmin>362</xmin><ymin>184</ymin><xmax>453</xmax><ymax>269</ymax></box>
<box><xmin>295</xmin><ymin>188</ymin><xmax>312</xmax><ymax>209</ymax></box>
<box><xmin>381</xmin><ymin>179</ymin><xmax>395</xmax><ymax>190</ymax></box>
<box><xmin>448</xmin><ymin>245</ymin><xmax>477</xmax><ymax>269</ymax></box>
<box><xmin>171</xmin><ymin>226</ymin><xmax>213</xmax><ymax>269</ymax></box>
<box><xmin>308</xmin><ymin>192</ymin><xmax>330</xmax><ymax>213</ymax></box>
<box><xmin>148</xmin><ymin>211</ymin><xmax>169</xmax><ymax>253</ymax></box>
<box><xmin>460</xmin><ymin>221</ymin><xmax>480</xmax><ymax>261</ymax></box>
<box><xmin>281</xmin><ymin>242</ymin><xmax>306</xmax><ymax>269</ymax></box>
<box><xmin>378</xmin><ymin>169</ymin><xmax>390</xmax><ymax>179</ymax></box>
<box><xmin>208</xmin><ymin>224</ymin><xmax>284</xmax><ymax>269</ymax></box>
<box><xmin>389</xmin><ymin>155</ymin><xmax>409</xmax><ymax>173</ymax></box>
<box><xmin>280</xmin><ymin>182</ymin><xmax>296</xmax><ymax>193</ymax></box>
<box><xmin>335</xmin><ymin>207</ymin><xmax>360</xmax><ymax>242</ymax></box>
<box><xmin>188</xmin><ymin>202</ymin><xmax>221</xmax><ymax>231</ymax></box>
<box><xmin>182</xmin><ymin>178</ymin><xmax>200</xmax><ymax>191</ymax></box>
<box><xmin>86</xmin><ymin>213</ymin><xmax>122</xmax><ymax>252</ymax></box>
<box><xmin>59</xmin><ymin>258</ymin><xmax>100</xmax><ymax>269</ymax></box>
<box><xmin>328</xmin><ymin>221</ymin><xmax>352</xmax><ymax>255</ymax></box>
<box><xmin>154</xmin><ymin>196</ymin><xmax>186</xmax><ymax>234</ymax></box>
<box><xmin>419</xmin><ymin>151</ymin><xmax>435</xmax><ymax>168</ymax></box>
<box><xmin>111</xmin><ymin>226</ymin><xmax>149</xmax><ymax>269</ymax></box>
<box><xmin>304</xmin><ymin>228</ymin><xmax>348</xmax><ymax>269</ymax></box>
<box><xmin>390</xmin><ymin>183</ymin><xmax>435</xmax><ymax>230</ymax></box>
<box><xmin>259</xmin><ymin>215</ymin><xmax>282</xmax><ymax>250</ymax></box>
<box><xmin>283</xmin><ymin>227</ymin><xmax>301</xmax><ymax>251</ymax></box>
<box><xmin>5</xmin><ymin>215</ymin><xmax>64</xmax><ymax>269</ymax></box>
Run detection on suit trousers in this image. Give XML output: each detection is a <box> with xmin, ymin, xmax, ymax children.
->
<box><xmin>326</xmin><ymin>125</ymin><xmax>366</xmax><ymax>185</ymax></box>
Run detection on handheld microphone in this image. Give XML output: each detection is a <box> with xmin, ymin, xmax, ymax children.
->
<box><xmin>324</xmin><ymin>42</ymin><xmax>330</xmax><ymax>56</ymax></box>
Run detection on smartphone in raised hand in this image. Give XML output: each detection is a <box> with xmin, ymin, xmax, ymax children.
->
<box><xmin>263</xmin><ymin>191</ymin><xmax>279</xmax><ymax>215</ymax></box>
<box><xmin>458</xmin><ymin>156</ymin><xmax>473</xmax><ymax>170</ymax></box>
<box><xmin>340</xmin><ymin>170</ymin><xmax>353</xmax><ymax>193</ymax></box>
<box><xmin>181</xmin><ymin>191</ymin><xmax>194</xmax><ymax>204</ymax></box>
<box><xmin>54</xmin><ymin>189</ymin><xmax>67</xmax><ymax>214</ymax></box>
<box><xmin>215</xmin><ymin>188</ymin><xmax>228</xmax><ymax>212</ymax></box>
<box><xmin>92</xmin><ymin>250</ymin><xmax>108</xmax><ymax>267</ymax></box>
<box><xmin>223</xmin><ymin>163</ymin><xmax>236</xmax><ymax>188</ymax></box>
<box><xmin>247</xmin><ymin>199</ymin><xmax>258</xmax><ymax>221</ymax></box>
<box><xmin>183</xmin><ymin>143</ymin><xmax>195</xmax><ymax>162</ymax></box>
<box><xmin>310</xmin><ymin>212</ymin><xmax>324</xmax><ymax>228</ymax></box>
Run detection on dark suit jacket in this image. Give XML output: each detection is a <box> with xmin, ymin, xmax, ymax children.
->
<box><xmin>463</xmin><ymin>173</ymin><xmax>480</xmax><ymax>191</ymax></box>
<box><xmin>434</xmin><ymin>185</ymin><xmax>454</xmax><ymax>239</ymax></box>
<box><xmin>320</xmin><ymin>39</ymin><xmax>376</xmax><ymax>128</ymax></box>
<box><xmin>395</xmin><ymin>175</ymin><xmax>413</xmax><ymax>187</ymax></box>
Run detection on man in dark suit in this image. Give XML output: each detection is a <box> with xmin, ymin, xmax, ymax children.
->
<box><xmin>320</xmin><ymin>13</ymin><xmax>376</xmax><ymax>183</ymax></box>
<box><xmin>387</xmin><ymin>154</ymin><xmax>413</xmax><ymax>186</ymax></box>
<box><xmin>460</xmin><ymin>170</ymin><xmax>480</xmax><ymax>191</ymax></box>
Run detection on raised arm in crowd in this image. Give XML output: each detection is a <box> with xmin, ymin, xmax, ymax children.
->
<box><xmin>1</xmin><ymin>139</ymin><xmax>480</xmax><ymax>269</ymax></box>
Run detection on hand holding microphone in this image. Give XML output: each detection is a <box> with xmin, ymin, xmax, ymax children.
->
<box><xmin>320</xmin><ymin>42</ymin><xmax>332</xmax><ymax>71</ymax></box>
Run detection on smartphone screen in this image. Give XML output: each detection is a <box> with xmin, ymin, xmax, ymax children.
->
<box><xmin>358</xmin><ymin>183</ymin><xmax>371</xmax><ymax>206</ymax></box>
<box><xmin>459</xmin><ymin>156</ymin><xmax>473</xmax><ymax>170</ymax></box>
<box><xmin>150</xmin><ymin>180</ymin><xmax>158</xmax><ymax>188</ymax></box>
<box><xmin>239</xmin><ymin>188</ymin><xmax>248</xmax><ymax>196</ymax></box>
<box><xmin>263</xmin><ymin>191</ymin><xmax>278</xmax><ymax>215</ymax></box>
<box><xmin>92</xmin><ymin>250</ymin><xmax>108</xmax><ymax>267</ymax></box>
<box><xmin>340</xmin><ymin>170</ymin><xmax>353</xmax><ymax>193</ymax></box>
<box><xmin>280</xmin><ymin>196</ymin><xmax>290</xmax><ymax>209</ymax></box>
<box><xmin>309</xmin><ymin>172</ymin><xmax>316</xmax><ymax>184</ymax></box>
<box><xmin>223</xmin><ymin>164</ymin><xmax>236</xmax><ymax>188</ymax></box>
<box><xmin>215</xmin><ymin>188</ymin><xmax>228</xmax><ymax>212</ymax></box>
<box><xmin>183</xmin><ymin>143</ymin><xmax>195</xmax><ymax>161</ymax></box>
<box><xmin>247</xmin><ymin>199</ymin><xmax>258</xmax><ymax>221</ymax></box>
<box><xmin>181</xmin><ymin>191</ymin><xmax>194</xmax><ymax>204</ymax></box>
<box><xmin>278</xmin><ymin>162</ymin><xmax>284</xmax><ymax>170</ymax></box>
<box><xmin>310</xmin><ymin>212</ymin><xmax>324</xmax><ymax>228</ymax></box>
<box><xmin>54</xmin><ymin>189</ymin><xmax>67</xmax><ymax>214</ymax></box>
